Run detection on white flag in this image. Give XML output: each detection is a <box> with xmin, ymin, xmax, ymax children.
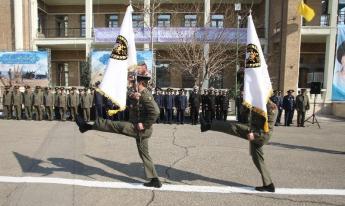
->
<box><xmin>243</xmin><ymin>14</ymin><xmax>272</xmax><ymax>132</ymax></box>
<box><xmin>98</xmin><ymin>5</ymin><xmax>137</xmax><ymax>110</ymax></box>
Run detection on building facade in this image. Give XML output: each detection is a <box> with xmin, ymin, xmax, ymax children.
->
<box><xmin>0</xmin><ymin>0</ymin><xmax>344</xmax><ymax>116</ymax></box>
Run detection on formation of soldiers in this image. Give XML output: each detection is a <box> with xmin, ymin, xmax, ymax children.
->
<box><xmin>270</xmin><ymin>89</ymin><xmax>310</xmax><ymax>127</ymax></box>
<box><xmin>153</xmin><ymin>86</ymin><xmax>230</xmax><ymax>125</ymax></box>
<box><xmin>2</xmin><ymin>85</ymin><xmax>94</xmax><ymax>122</ymax></box>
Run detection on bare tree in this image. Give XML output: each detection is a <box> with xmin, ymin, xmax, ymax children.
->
<box><xmin>165</xmin><ymin>1</ymin><xmax>247</xmax><ymax>90</ymax></box>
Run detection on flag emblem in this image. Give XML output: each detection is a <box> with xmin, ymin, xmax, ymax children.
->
<box><xmin>110</xmin><ymin>35</ymin><xmax>128</xmax><ymax>60</ymax></box>
<box><xmin>246</xmin><ymin>44</ymin><xmax>261</xmax><ymax>68</ymax></box>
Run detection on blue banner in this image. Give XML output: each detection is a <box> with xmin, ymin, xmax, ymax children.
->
<box><xmin>0</xmin><ymin>51</ymin><xmax>49</xmax><ymax>87</ymax></box>
<box><xmin>333</xmin><ymin>25</ymin><xmax>345</xmax><ymax>101</ymax></box>
<box><xmin>91</xmin><ymin>50</ymin><xmax>153</xmax><ymax>84</ymax></box>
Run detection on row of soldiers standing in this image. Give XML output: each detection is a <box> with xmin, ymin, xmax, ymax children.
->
<box><xmin>153</xmin><ymin>87</ymin><xmax>229</xmax><ymax>125</ymax></box>
<box><xmin>2</xmin><ymin>85</ymin><xmax>94</xmax><ymax>121</ymax></box>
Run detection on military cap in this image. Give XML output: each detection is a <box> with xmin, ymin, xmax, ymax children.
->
<box><xmin>14</xmin><ymin>85</ymin><xmax>19</xmax><ymax>89</ymax></box>
<box><xmin>136</xmin><ymin>62</ymin><xmax>151</xmax><ymax>80</ymax></box>
<box><xmin>25</xmin><ymin>85</ymin><xmax>30</xmax><ymax>89</ymax></box>
<box><xmin>287</xmin><ymin>89</ymin><xmax>294</xmax><ymax>93</ymax></box>
<box><xmin>71</xmin><ymin>87</ymin><xmax>77</xmax><ymax>90</ymax></box>
<box><xmin>35</xmin><ymin>86</ymin><xmax>41</xmax><ymax>89</ymax></box>
<box><xmin>4</xmin><ymin>85</ymin><xmax>11</xmax><ymax>89</ymax></box>
<box><xmin>95</xmin><ymin>81</ymin><xmax>101</xmax><ymax>86</ymax></box>
<box><xmin>83</xmin><ymin>88</ymin><xmax>88</xmax><ymax>91</ymax></box>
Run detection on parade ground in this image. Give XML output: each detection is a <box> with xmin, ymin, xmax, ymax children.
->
<box><xmin>0</xmin><ymin>117</ymin><xmax>344</xmax><ymax>206</ymax></box>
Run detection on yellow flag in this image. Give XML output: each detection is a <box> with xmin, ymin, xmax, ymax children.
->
<box><xmin>298</xmin><ymin>0</ymin><xmax>315</xmax><ymax>22</ymax></box>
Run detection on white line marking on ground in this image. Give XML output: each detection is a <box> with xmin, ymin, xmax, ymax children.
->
<box><xmin>0</xmin><ymin>176</ymin><xmax>344</xmax><ymax>196</ymax></box>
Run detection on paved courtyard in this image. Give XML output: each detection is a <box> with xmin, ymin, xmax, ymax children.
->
<box><xmin>0</xmin><ymin>116</ymin><xmax>344</xmax><ymax>206</ymax></box>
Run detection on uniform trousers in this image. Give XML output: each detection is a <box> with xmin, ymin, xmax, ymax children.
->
<box><xmin>13</xmin><ymin>105</ymin><xmax>21</xmax><ymax>120</ymax></box>
<box><xmin>59</xmin><ymin>107</ymin><xmax>66</xmax><ymax>121</ymax></box>
<box><xmin>34</xmin><ymin>105</ymin><xmax>43</xmax><ymax>121</ymax></box>
<box><xmin>3</xmin><ymin>105</ymin><xmax>12</xmax><ymax>119</ymax></box>
<box><xmin>190</xmin><ymin>106</ymin><xmax>199</xmax><ymax>124</ymax></box>
<box><xmin>24</xmin><ymin>106</ymin><xmax>32</xmax><ymax>120</ymax></box>
<box><xmin>45</xmin><ymin>106</ymin><xmax>54</xmax><ymax>121</ymax></box>
<box><xmin>83</xmin><ymin>108</ymin><xmax>91</xmax><ymax>122</ymax></box>
<box><xmin>93</xmin><ymin>117</ymin><xmax>158</xmax><ymax>179</ymax></box>
<box><xmin>70</xmin><ymin>107</ymin><xmax>78</xmax><ymax>121</ymax></box>
<box><xmin>209</xmin><ymin>121</ymin><xmax>273</xmax><ymax>186</ymax></box>
<box><xmin>284</xmin><ymin>110</ymin><xmax>294</xmax><ymax>126</ymax></box>
<box><xmin>297</xmin><ymin>111</ymin><xmax>306</xmax><ymax>127</ymax></box>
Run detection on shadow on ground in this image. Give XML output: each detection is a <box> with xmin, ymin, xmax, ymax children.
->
<box><xmin>13</xmin><ymin>152</ymin><xmax>250</xmax><ymax>187</ymax></box>
<box><xmin>269</xmin><ymin>142</ymin><xmax>345</xmax><ymax>155</ymax></box>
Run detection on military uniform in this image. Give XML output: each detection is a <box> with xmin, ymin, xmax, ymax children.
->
<box><xmin>81</xmin><ymin>91</ymin><xmax>93</xmax><ymax>122</ymax></box>
<box><xmin>12</xmin><ymin>87</ymin><xmax>22</xmax><ymax>120</ymax></box>
<box><xmin>54</xmin><ymin>88</ymin><xmax>60</xmax><ymax>120</ymax></box>
<box><xmin>32</xmin><ymin>87</ymin><xmax>44</xmax><ymax>121</ymax></box>
<box><xmin>68</xmin><ymin>89</ymin><xmax>79</xmax><ymax>121</ymax></box>
<box><xmin>202</xmin><ymin>101</ymin><xmax>278</xmax><ymax>189</ymax></box>
<box><xmin>164</xmin><ymin>89</ymin><xmax>174</xmax><ymax>124</ymax></box>
<box><xmin>92</xmin><ymin>88</ymin><xmax>160</xmax><ymax>180</ymax></box>
<box><xmin>175</xmin><ymin>90</ymin><xmax>188</xmax><ymax>124</ymax></box>
<box><xmin>189</xmin><ymin>89</ymin><xmax>201</xmax><ymax>125</ymax></box>
<box><xmin>44</xmin><ymin>88</ymin><xmax>55</xmax><ymax>121</ymax></box>
<box><xmin>283</xmin><ymin>90</ymin><xmax>295</xmax><ymax>126</ymax></box>
<box><xmin>23</xmin><ymin>86</ymin><xmax>33</xmax><ymax>120</ymax></box>
<box><xmin>220</xmin><ymin>91</ymin><xmax>229</xmax><ymax>121</ymax></box>
<box><xmin>201</xmin><ymin>90</ymin><xmax>208</xmax><ymax>119</ymax></box>
<box><xmin>207</xmin><ymin>89</ymin><xmax>216</xmax><ymax>122</ymax></box>
<box><xmin>2</xmin><ymin>87</ymin><xmax>13</xmax><ymax>119</ymax></box>
<box><xmin>295</xmin><ymin>90</ymin><xmax>310</xmax><ymax>127</ymax></box>
<box><xmin>57</xmin><ymin>89</ymin><xmax>67</xmax><ymax>121</ymax></box>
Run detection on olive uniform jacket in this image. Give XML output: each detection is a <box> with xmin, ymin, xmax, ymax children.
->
<box><xmin>32</xmin><ymin>92</ymin><xmax>44</xmax><ymax>106</ymax></box>
<box><xmin>80</xmin><ymin>94</ymin><xmax>93</xmax><ymax>108</ymax></box>
<box><xmin>127</xmin><ymin>88</ymin><xmax>160</xmax><ymax>138</ymax></box>
<box><xmin>295</xmin><ymin>94</ymin><xmax>310</xmax><ymax>112</ymax></box>
<box><xmin>23</xmin><ymin>91</ymin><xmax>33</xmax><ymax>107</ymax></box>
<box><xmin>12</xmin><ymin>91</ymin><xmax>22</xmax><ymax>106</ymax></box>
<box><xmin>44</xmin><ymin>92</ymin><xmax>55</xmax><ymax>107</ymax></box>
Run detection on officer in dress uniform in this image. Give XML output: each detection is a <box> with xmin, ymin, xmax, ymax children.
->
<box><xmin>215</xmin><ymin>90</ymin><xmax>222</xmax><ymax>120</ymax></box>
<box><xmin>201</xmin><ymin>89</ymin><xmax>209</xmax><ymax>119</ymax></box>
<box><xmin>189</xmin><ymin>86</ymin><xmax>201</xmax><ymax>125</ymax></box>
<box><xmin>153</xmin><ymin>88</ymin><xmax>162</xmax><ymax>123</ymax></box>
<box><xmin>276</xmin><ymin>91</ymin><xmax>283</xmax><ymax>126</ymax></box>
<box><xmin>283</xmin><ymin>89</ymin><xmax>295</xmax><ymax>126</ymax></box>
<box><xmin>200</xmin><ymin>100</ymin><xmax>278</xmax><ymax>193</ymax></box>
<box><xmin>12</xmin><ymin>85</ymin><xmax>22</xmax><ymax>120</ymax></box>
<box><xmin>164</xmin><ymin>88</ymin><xmax>174</xmax><ymax>124</ymax></box>
<box><xmin>295</xmin><ymin>88</ymin><xmax>310</xmax><ymax>127</ymax></box>
<box><xmin>32</xmin><ymin>86</ymin><xmax>44</xmax><ymax>121</ymax></box>
<box><xmin>23</xmin><ymin>85</ymin><xmax>33</xmax><ymax>120</ymax></box>
<box><xmin>80</xmin><ymin>88</ymin><xmax>93</xmax><ymax>122</ymax></box>
<box><xmin>58</xmin><ymin>87</ymin><xmax>67</xmax><ymax>121</ymax></box>
<box><xmin>207</xmin><ymin>87</ymin><xmax>216</xmax><ymax>123</ymax></box>
<box><xmin>175</xmin><ymin>89</ymin><xmax>188</xmax><ymax>124</ymax></box>
<box><xmin>220</xmin><ymin>90</ymin><xmax>229</xmax><ymax>121</ymax></box>
<box><xmin>76</xmin><ymin>64</ymin><xmax>162</xmax><ymax>188</ymax></box>
<box><xmin>270</xmin><ymin>90</ymin><xmax>281</xmax><ymax>126</ymax></box>
<box><xmin>54</xmin><ymin>87</ymin><xmax>60</xmax><ymax>120</ymax></box>
<box><xmin>94</xmin><ymin>81</ymin><xmax>105</xmax><ymax>119</ymax></box>
<box><xmin>68</xmin><ymin>87</ymin><xmax>79</xmax><ymax>121</ymax></box>
<box><xmin>2</xmin><ymin>86</ymin><xmax>12</xmax><ymax>119</ymax></box>
<box><xmin>44</xmin><ymin>87</ymin><xmax>55</xmax><ymax>121</ymax></box>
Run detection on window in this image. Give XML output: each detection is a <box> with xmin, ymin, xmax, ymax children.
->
<box><xmin>56</xmin><ymin>15</ymin><xmax>68</xmax><ymax>37</ymax></box>
<box><xmin>80</xmin><ymin>15</ymin><xmax>85</xmax><ymax>37</ymax></box>
<box><xmin>157</xmin><ymin>14</ymin><xmax>171</xmax><ymax>27</ymax></box>
<box><xmin>184</xmin><ymin>14</ymin><xmax>197</xmax><ymax>27</ymax></box>
<box><xmin>211</xmin><ymin>14</ymin><xmax>224</xmax><ymax>28</ymax></box>
<box><xmin>57</xmin><ymin>63</ymin><xmax>69</xmax><ymax>86</ymax></box>
<box><xmin>107</xmin><ymin>14</ymin><xmax>118</xmax><ymax>28</ymax></box>
<box><xmin>132</xmin><ymin>14</ymin><xmax>143</xmax><ymax>27</ymax></box>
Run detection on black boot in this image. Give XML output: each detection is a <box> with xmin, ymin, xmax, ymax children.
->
<box><xmin>199</xmin><ymin>113</ymin><xmax>211</xmax><ymax>132</ymax></box>
<box><xmin>255</xmin><ymin>183</ymin><xmax>275</xmax><ymax>192</ymax></box>
<box><xmin>76</xmin><ymin>115</ymin><xmax>92</xmax><ymax>133</ymax></box>
<box><xmin>143</xmin><ymin>178</ymin><xmax>162</xmax><ymax>188</ymax></box>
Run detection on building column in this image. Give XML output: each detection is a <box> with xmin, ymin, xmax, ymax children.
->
<box><xmin>324</xmin><ymin>0</ymin><xmax>338</xmax><ymax>101</ymax></box>
<box><xmin>280</xmin><ymin>0</ymin><xmax>302</xmax><ymax>93</ymax></box>
<box><xmin>30</xmin><ymin>0</ymin><xmax>38</xmax><ymax>50</ymax></box>
<box><xmin>85</xmin><ymin>0</ymin><xmax>93</xmax><ymax>58</ymax></box>
<box><xmin>14</xmin><ymin>0</ymin><xmax>24</xmax><ymax>51</ymax></box>
<box><xmin>144</xmin><ymin>0</ymin><xmax>150</xmax><ymax>50</ymax></box>
<box><xmin>203</xmin><ymin>0</ymin><xmax>210</xmax><ymax>89</ymax></box>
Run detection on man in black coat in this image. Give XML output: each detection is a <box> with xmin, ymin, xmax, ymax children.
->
<box><xmin>189</xmin><ymin>86</ymin><xmax>201</xmax><ymax>125</ymax></box>
<box><xmin>220</xmin><ymin>90</ymin><xmax>229</xmax><ymax>121</ymax></box>
<box><xmin>175</xmin><ymin>89</ymin><xmax>188</xmax><ymax>124</ymax></box>
<box><xmin>283</xmin><ymin>89</ymin><xmax>295</xmax><ymax>126</ymax></box>
<box><xmin>207</xmin><ymin>87</ymin><xmax>216</xmax><ymax>123</ymax></box>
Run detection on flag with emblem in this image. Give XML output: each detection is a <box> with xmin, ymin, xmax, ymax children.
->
<box><xmin>243</xmin><ymin>14</ymin><xmax>273</xmax><ymax>133</ymax></box>
<box><xmin>97</xmin><ymin>5</ymin><xmax>137</xmax><ymax>111</ymax></box>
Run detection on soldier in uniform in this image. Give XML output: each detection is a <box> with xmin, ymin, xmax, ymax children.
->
<box><xmin>164</xmin><ymin>88</ymin><xmax>174</xmax><ymax>124</ymax></box>
<box><xmin>68</xmin><ymin>87</ymin><xmax>79</xmax><ymax>121</ymax></box>
<box><xmin>201</xmin><ymin>89</ymin><xmax>208</xmax><ymax>119</ymax></box>
<box><xmin>23</xmin><ymin>85</ymin><xmax>33</xmax><ymax>120</ymax></box>
<box><xmin>12</xmin><ymin>86</ymin><xmax>22</xmax><ymax>120</ymax></box>
<box><xmin>32</xmin><ymin>86</ymin><xmax>44</xmax><ymax>121</ymax></box>
<box><xmin>175</xmin><ymin>89</ymin><xmax>188</xmax><ymax>124</ymax></box>
<box><xmin>283</xmin><ymin>89</ymin><xmax>295</xmax><ymax>126</ymax></box>
<box><xmin>220</xmin><ymin>90</ymin><xmax>229</xmax><ymax>121</ymax></box>
<box><xmin>215</xmin><ymin>90</ymin><xmax>221</xmax><ymax>120</ymax></box>
<box><xmin>153</xmin><ymin>88</ymin><xmax>162</xmax><ymax>123</ymax></box>
<box><xmin>80</xmin><ymin>88</ymin><xmax>93</xmax><ymax>122</ymax></box>
<box><xmin>207</xmin><ymin>87</ymin><xmax>216</xmax><ymax>123</ymax></box>
<box><xmin>76</xmin><ymin>65</ymin><xmax>162</xmax><ymax>188</ymax></box>
<box><xmin>200</xmin><ymin>100</ymin><xmax>278</xmax><ymax>192</ymax></box>
<box><xmin>295</xmin><ymin>88</ymin><xmax>310</xmax><ymax>127</ymax></box>
<box><xmin>189</xmin><ymin>86</ymin><xmax>201</xmax><ymax>125</ymax></box>
<box><xmin>44</xmin><ymin>87</ymin><xmax>55</xmax><ymax>121</ymax></box>
<box><xmin>58</xmin><ymin>88</ymin><xmax>67</xmax><ymax>121</ymax></box>
<box><xmin>2</xmin><ymin>86</ymin><xmax>13</xmax><ymax>119</ymax></box>
<box><xmin>54</xmin><ymin>87</ymin><xmax>60</xmax><ymax>120</ymax></box>
<box><xmin>94</xmin><ymin>81</ymin><xmax>105</xmax><ymax>119</ymax></box>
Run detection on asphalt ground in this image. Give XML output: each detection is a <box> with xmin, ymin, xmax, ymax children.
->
<box><xmin>0</xmin><ymin>116</ymin><xmax>344</xmax><ymax>206</ymax></box>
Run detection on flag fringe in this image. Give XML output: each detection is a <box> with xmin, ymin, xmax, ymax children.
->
<box><xmin>95</xmin><ymin>88</ymin><xmax>126</xmax><ymax>111</ymax></box>
<box><xmin>242</xmin><ymin>89</ymin><xmax>273</xmax><ymax>133</ymax></box>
